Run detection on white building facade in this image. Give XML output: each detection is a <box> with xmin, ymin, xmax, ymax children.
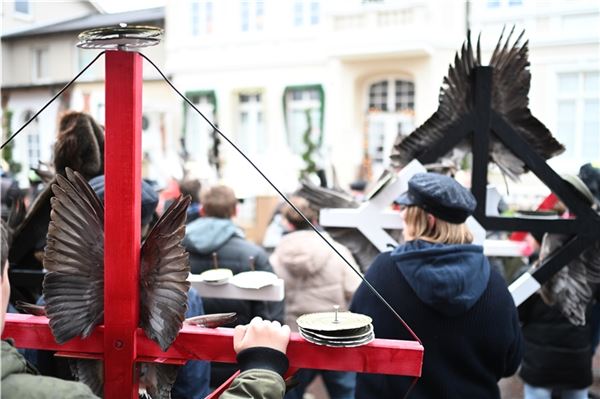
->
<box><xmin>470</xmin><ymin>0</ymin><xmax>600</xmax><ymax>173</ymax></box>
<box><xmin>166</xmin><ymin>0</ymin><xmax>599</xmax><ymax>199</ymax></box>
<box><xmin>1</xmin><ymin>4</ymin><xmax>181</xmax><ymax>187</ymax></box>
<box><xmin>166</xmin><ymin>0</ymin><xmax>468</xmax><ymax>196</ymax></box>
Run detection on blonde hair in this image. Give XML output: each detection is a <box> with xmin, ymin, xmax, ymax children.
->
<box><xmin>403</xmin><ymin>206</ymin><xmax>473</xmax><ymax>244</ymax></box>
<box><xmin>201</xmin><ymin>185</ymin><xmax>237</xmax><ymax>219</ymax></box>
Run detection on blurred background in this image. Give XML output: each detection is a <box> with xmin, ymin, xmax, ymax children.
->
<box><xmin>1</xmin><ymin>0</ymin><xmax>599</xmax><ymax>239</ymax></box>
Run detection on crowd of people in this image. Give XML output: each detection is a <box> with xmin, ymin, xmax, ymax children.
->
<box><xmin>1</xmin><ymin>111</ymin><xmax>600</xmax><ymax>399</ymax></box>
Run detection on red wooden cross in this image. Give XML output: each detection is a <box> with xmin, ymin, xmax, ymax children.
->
<box><xmin>2</xmin><ymin>50</ymin><xmax>423</xmax><ymax>398</ymax></box>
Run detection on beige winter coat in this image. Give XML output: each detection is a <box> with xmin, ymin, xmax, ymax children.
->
<box><xmin>270</xmin><ymin>230</ymin><xmax>362</xmax><ymax>331</ymax></box>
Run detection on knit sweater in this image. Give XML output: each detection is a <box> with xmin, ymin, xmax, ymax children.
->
<box><xmin>350</xmin><ymin>240</ymin><xmax>523</xmax><ymax>399</ymax></box>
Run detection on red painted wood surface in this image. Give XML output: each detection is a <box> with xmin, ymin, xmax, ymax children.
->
<box><xmin>3</xmin><ymin>314</ymin><xmax>424</xmax><ymax>378</ymax></box>
<box><xmin>104</xmin><ymin>50</ymin><xmax>143</xmax><ymax>399</ymax></box>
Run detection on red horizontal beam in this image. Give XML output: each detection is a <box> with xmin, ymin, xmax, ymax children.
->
<box><xmin>4</xmin><ymin>314</ymin><xmax>423</xmax><ymax>377</ymax></box>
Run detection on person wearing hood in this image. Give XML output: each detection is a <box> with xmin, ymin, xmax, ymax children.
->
<box><xmin>183</xmin><ymin>184</ymin><xmax>285</xmax><ymax>388</ymax></box>
<box><xmin>350</xmin><ymin>172</ymin><xmax>523</xmax><ymax>399</ymax></box>
<box><xmin>270</xmin><ymin>195</ymin><xmax>361</xmax><ymax>399</ymax></box>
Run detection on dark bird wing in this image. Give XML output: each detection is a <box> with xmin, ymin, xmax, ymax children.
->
<box><xmin>185</xmin><ymin>312</ymin><xmax>237</xmax><ymax>328</ymax></box>
<box><xmin>296</xmin><ymin>179</ymin><xmax>359</xmax><ymax>209</ymax></box>
<box><xmin>488</xmin><ymin>27</ymin><xmax>564</xmax><ymax>179</ymax></box>
<box><xmin>69</xmin><ymin>359</ymin><xmax>104</xmax><ymax>397</ymax></box>
<box><xmin>295</xmin><ymin>180</ymin><xmax>383</xmax><ymax>271</ymax></box>
<box><xmin>391</xmin><ymin>28</ymin><xmax>564</xmax><ymax>180</ymax></box>
<box><xmin>140</xmin><ymin>195</ymin><xmax>191</xmax><ymax>352</ymax></box>
<box><xmin>540</xmin><ymin>233</ymin><xmax>600</xmax><ymax>326</ymax></box>
<box><xmin>69</xmin><ymin>359</ymin><xmax>179</xmax><ymax>399</ymax></box>
<box><xmin>14</xmin><ymin>300</ymin><xmax>46</xmax><ymax>316</ymax></box>
<box><xmin>141</xmin><ymin>363</ymin><xmax>180</xmax><ymax>399</ymax></box>
<box><xmin>390</xmin><ymin>32</ymin><xmax>479</xmax><ymax>170</ymax></box>
<box><xmin>42</xmin><ymin>168</ymin><xmax>104</xmax><ymax>343</ymax></box>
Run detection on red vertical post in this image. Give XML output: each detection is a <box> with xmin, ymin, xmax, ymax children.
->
<box><xmin>104</xmin><ymin>50</ymin><xmax>143</xmax><ymax>399</ymax></box>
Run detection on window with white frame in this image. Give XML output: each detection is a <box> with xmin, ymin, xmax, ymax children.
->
<box><xmin>77</xmin><ymin>48</ymin><xmax>103</xmax><ymax>81</ymax></box>
<box><xmin>284</xmin><ymin>86</ymin><xmax>323</xmax><ymax>155</ymax></box>
<box><xmin>293</xmin><ymin>0</ymin><xmax>320</xmax><ymax>27</ymax></box>
<box><xmin>23</xmin><ymin>111</ymin><xmax>40</xmax><ymax>169</ymax></box>
<box><xmin>241</xmin><ymin>0</ymin><xmax>264</xmax><ymax>32</ymax></box>
<box><xmin>185</xmin><ymin>92</ymin><xmax>216</xmax><ymax>166</ymax></box>
<box><xmin>238</xmin><ymin>93</ymin><xmax>265</xmax><ymax>154</ymax></box>
<box><xmin>556</xmin><ymin>71</ymin><xmax>600</xmax><ymax>162</ymax></box>
<box><xmin>368</xmin><ymin>79</ymin><xmax>414</xmax><ymax>113</ymax></box>
<box><xmin>366</xmin><ymin>78</ymin><xmax>415</xmax><ymax>173</ymax></box>
<box><xmin>191</xmin><ymin>0</ymin><xmax>213</xmax><ymax>36</ymax></box>
<box><xmin>369</xmin><ymin>81</ymin><xmax>388</xmax><ymax>111</ymax></box>
<box><xmin>14</xmin><ymin>0</ymin><xmax>30</xmax><ymax>15</ymax></box>
<box><xmin>32</xmin><ymin>48</ymin><xmax>49</xmax><ymax>81</ymax></box>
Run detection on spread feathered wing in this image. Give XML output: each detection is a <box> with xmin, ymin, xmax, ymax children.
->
<box><xmin>390</xmin><ymin>32</ymin><xmax>478</xmax><ymax>171</ymax></box>
<box><xmin>70</xmin><ymin>359</ymin><xmax>104</xmax><ymax>397</ymax></box>
<box><xmin>391</xmin><ymin>27</ymin><xmax>564</xmax><ymax>180</ymax></box>
<box><xmin>295</xmin><ymin>180</ymin><xmax>395</xmax><ymax>271</ymax></box>
<box><xmin>42</xmin><ymin>168</ymin><xmax>104</xmax><ymax>343</ymax></box>
<box><xmin>140</xmin><ymin>195</ymin><xmax>191</xmax><ymax>351</ymax></box>
<box><xmin>540</xmin><ymin>232</ymin><xmax>600</xmax><ymax>326</ymax></box>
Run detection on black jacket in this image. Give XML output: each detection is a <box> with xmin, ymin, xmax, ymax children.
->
<box><xmin>518</xmin><ymin>293</ymin><xmax>594</xmax><ymax>389</ymax></box>
<box><xmin>350</xmin><ymin>240</ymin><xmax>523</xmax><ymax>399</ymax></box>
<box><xmin>183</xmin><ymin>217</ymin><xmax>285</xmax><ymax>387</ymax></box>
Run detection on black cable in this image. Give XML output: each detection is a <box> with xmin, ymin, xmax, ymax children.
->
<box><xmin>140</xmin><ymin>52</ymin><xmax>422</xmax><ymax>344</ymax></box>
<box><xmin>1</xmin><ymin>50</ymin><xmax>107</xmax><ymax>150</ymax></box>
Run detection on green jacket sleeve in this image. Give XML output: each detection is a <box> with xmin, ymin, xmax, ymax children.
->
<box><xmin>2</xmin><ymin>340</ymin><xmax>99</xmax><ymax>399</ymax></box>
<box><xmin>2</xmin><ymin>373</ymin><xmax>100</xmax><ymax>399</ymax></box>
<box><xmin>220</xmin><ymin>369</ymin><xmax>286</xmax><ymax>399</ymax></box>
<box><xmin>220</xmin><ymin>346</ymin><xmax>289</xmax><ymax>399</ymax></box>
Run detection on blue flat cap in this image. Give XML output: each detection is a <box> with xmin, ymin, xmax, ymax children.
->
<box><xmin>396</xmin><ymin>173</ymin><xmax>476</xmax><ymax>223</ymax></box>
<box><xmin>88</xmin><ymin>175</ymin><xmax>159</xmax><ymax>226</ymax></box>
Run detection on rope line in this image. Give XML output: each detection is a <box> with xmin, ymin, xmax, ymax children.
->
<box><xmin>140</xmin><ymin>52</ymin><xmax>421</xmax><ymax>345</ymax></box>
<box><xmin>1</xmin><ymin>51</ymin><xmax>107</xmax><ymax>150</ymax></box>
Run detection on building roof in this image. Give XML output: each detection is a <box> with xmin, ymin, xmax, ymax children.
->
<box><xmin>1</xmin><ymin>7</ymin><xmax>164</xmax><ymax>39</ymax></box>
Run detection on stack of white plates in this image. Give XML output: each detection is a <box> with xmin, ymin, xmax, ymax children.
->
<box><xmin>296</xmin><ymin>311</ymin><xmax>374</xmax><ymax>347</ymax></box>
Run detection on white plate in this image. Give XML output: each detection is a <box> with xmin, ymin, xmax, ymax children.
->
<box><xmin>198</xmin><ymin>268</ymin><xmax>233</xmax><ymax>285</ymax></box>
<box><xmin>229</xmin><ymin>271</ymin><xmax>279</xmax><ymax>289</ymax></box>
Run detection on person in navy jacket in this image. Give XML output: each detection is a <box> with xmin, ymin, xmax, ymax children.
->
<box><xmin>351</xmin><ymin>172</ymin><xmax>523</xmax><ymax>399</ymax></box>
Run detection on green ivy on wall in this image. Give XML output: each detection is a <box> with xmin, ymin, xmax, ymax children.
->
<box><xmin>1</xmin><ymin>109</ymin><xmax>22</xmax><ymax>174</ymax></box>
<box><xmin>300</xmin><ymin>109</ymin><xmax>318</xmax><ymax>179</ymax></box>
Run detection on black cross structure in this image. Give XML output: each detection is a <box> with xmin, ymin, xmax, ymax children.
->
<box><xmin>415</xmin><ymin>66</ymin><xmax>600</xmax><ymax>305</ymax></box>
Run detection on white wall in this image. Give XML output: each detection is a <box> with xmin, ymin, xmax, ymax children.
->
<box><xmin>165</xmin><ymin>0</ymin><xmax>468</xmax><ymax>195</ymax></box>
